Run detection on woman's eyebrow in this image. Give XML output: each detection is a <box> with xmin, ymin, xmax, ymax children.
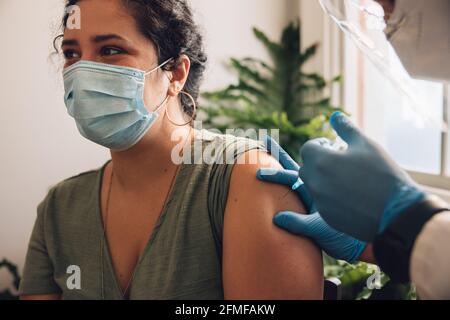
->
<box><xmin>60</xmin><ymin>34</ymin><xmax>132</xmax><ymax>49</ymax></box>
<box><xmin>61</xmin><ymin>39</ymin><xmax>78</xmax><ymax>47</ymax></box>
<box><xmin>91</xmin><ymin>34</ymin><xmax>131</xmax><ymax>44</ymax></box>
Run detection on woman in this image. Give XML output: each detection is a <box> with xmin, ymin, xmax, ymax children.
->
<box><xmin>19</xmin><ymin>0</ymin><xmax>323</xmax><ymax>300</ymax></box>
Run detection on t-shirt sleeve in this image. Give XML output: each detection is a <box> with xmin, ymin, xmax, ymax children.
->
<box><xmin>207</xmin><ymin>136</ymin><xmax>266</xmax><ymax>258</ymax></box>
<box><xmin>19</xmin><ymin>188</ymin><xmax>62</xmax><ymax>296</ymax></box>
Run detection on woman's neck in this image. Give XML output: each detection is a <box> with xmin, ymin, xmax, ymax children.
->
<box><xmin>109</xmin><ymin>121</ymin><xmax>193</xmax><ymax>192</ymax></box>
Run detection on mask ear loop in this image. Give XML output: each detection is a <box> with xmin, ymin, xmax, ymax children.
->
<box><xmin>146</xmin><ymin>58</ymin><xmax>197</xmax><ymax>126</ymax></box>
<box><xmin>144</xmin><ymin>57</ymin><xmax>174</xmax><ymax>76</ymax></box>
<box><xmin>165</xmin><ymin>90</ymin><xmax>197</xmax><ymax>127</ymax></box>
<box><xmin>144</xmin><ymin>57</ymin><xmax>174</xmax><ymax>114</ymax></box>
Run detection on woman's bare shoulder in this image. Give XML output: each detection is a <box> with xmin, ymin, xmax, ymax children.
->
<box><xmin>222</xmin><ymin>150</ymin><xmax>324</xmax><ymax>300</ymax></box>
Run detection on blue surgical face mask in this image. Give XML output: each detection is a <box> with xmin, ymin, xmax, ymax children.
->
<box><xmin>63</xmin><ymin>58</ymin><xmax>172</xmax><ymax>151</ymax></box>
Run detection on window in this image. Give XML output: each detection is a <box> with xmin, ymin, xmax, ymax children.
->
<box><xmin>342</xmin><ymin>6</ymin><xmax>450</xmax><ymax>190</ymax></box>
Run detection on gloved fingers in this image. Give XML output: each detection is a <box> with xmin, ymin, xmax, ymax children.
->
<box><xmin>257</xmin><ymin>168</ymin><xmax>298</xmax><ymax>187</ymax></box>
<box><xmin>348</xmin><ymin>240</ymin><xmax>367</xmax><ymax>264</ymax></box>
<box><xmin>300</xmin><ymin>138</ymin><xmax>336</xmax><ymax>171</ymax></box>
<box><xmin>295</xmin><ymin>182</ymin><xmax>315</xmax><ymax>213</ymax></box>
<box><xmin>263</xmin><ymin>135</ymin><xmax>300</xmax><ymax>171</ymax></box>
<box><xmin>313</xmin><ymin>217</ymin><xmax>367</xmax><ymax>263</ymax></box>
<box><xmin>257</xmin><ymin>167</ymin><xmax>316</xmax><ymax>213</ymax></box>
<box><xmin>329</xmin><ymin>111</ymin><xmax>364</xmax><ymax>146</ymax></box>
<box><xmin>274</xmin><ymin>210</ymin><xmax>367</xmax><ymax>263</ymax></box>
<box><xmin>298</xmin><ymin>167</ymin><xmax>316</xmax><ymax>211</ymax></box>
<box><xmin>273</xmin><ymin>211</ymin><xmax>317</xmax><ymax>237</ymax></box>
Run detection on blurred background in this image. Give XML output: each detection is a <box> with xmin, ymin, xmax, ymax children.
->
<box><xmin>1</xmin><ymin>0</ymin><xmax>449</xmax><ymax>299</ymax></box>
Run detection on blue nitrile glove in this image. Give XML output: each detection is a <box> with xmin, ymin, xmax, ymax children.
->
<box><xmin>274</xmin><ymin>211</ymin><xmax>366</xmax><ymax>263</ymax></box>
<box><xmin>298</xmin><ymin>112</ymin><xmax>426</xmax><ymax>242</ymax></box>
<box><xmin>257</xmin><ymin>136</ymin><xmax>366</xmax><ymax>263</ymax></box>
<box><xmin>257</xmin><ymin>135</ymin><xmax>315</xmax><ymax>212</ymax></box>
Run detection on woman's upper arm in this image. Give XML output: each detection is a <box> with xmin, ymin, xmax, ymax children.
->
<box><xmin>222</xmin><ymin>150</ymin><xmax>324</xmax><ymax>300</ymax></box>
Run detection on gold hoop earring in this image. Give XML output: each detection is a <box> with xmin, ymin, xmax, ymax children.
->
<box><xmin>165</xmin><ymin>90</ymin><xmax>197</xmax><ymax>127</ymax></box>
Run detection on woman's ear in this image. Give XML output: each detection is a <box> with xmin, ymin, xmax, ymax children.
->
<box><xmin>167</xmin><ymin>54</ymin><xmax>191</xmax><ymax>97</ymax></box>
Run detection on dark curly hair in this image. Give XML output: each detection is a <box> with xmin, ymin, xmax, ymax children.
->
<box><xmin>56</xmin><ymin>0</ymin><xmax>207</xmax><ymax>118</ymax></box>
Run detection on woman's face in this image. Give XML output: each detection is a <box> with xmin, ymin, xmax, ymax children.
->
<box><xmin>61</xmin><ymin>0</ymin><xmax>172</xmax><ymax>112</ymax></box>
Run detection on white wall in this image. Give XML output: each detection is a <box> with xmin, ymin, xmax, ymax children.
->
<box><xmin>0</xmin><ymin>0</ymin><xmax>110</xmax><ymax>289</ymax></box>
<box><xmin>300</xmin><ymin>0</ymin><xmax>343</xmax><ymax>105</ymax></box>
<box><xmin>192</xmin><ymin>0</ymin><xmax>300</xmax><ymax>90</ymax></box>
<box><xmin>300</xmin><ymin>0</ymin><xmax>326</xmax><ymax>74</ymax></box>
<box><xmin>0</xmin><ymin>0</ymin><xmax>303</xmax><ymax>289</ymax></box>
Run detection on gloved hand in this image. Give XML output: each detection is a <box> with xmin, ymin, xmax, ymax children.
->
<box><xmin>256</xmin><ymin>135</ymin><xmax>315</xmax><ymax>212</ymax></box>
<box><xmin>257</xmin><ymin>136</ymin><xmax>366</xmax><ymax>263</ymax></box>
<box><xmin>274</xmin><ymin>211</ymin><xmax>366</xmax><ymax>263</ymax></box>
<box><xmin>298</xmin><ymin>112</ymin><xmax>426</xmax><ymax>242</ymax></box>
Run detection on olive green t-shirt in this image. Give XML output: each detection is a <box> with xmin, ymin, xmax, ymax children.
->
<box><xmin>19</xmin><ymin>130</ymin><xmax>264</xmax><ymax>299</ymax></box>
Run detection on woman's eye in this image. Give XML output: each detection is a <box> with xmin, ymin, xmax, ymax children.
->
<box><xmin>63</xmin><ymin>50</ymin><xmax>80</xmax><ymax>60</ymax></box>
<box><xmin>101</xmin><ymin>47</ymin><xmax>124</xmax><ymax>56</ymax></box>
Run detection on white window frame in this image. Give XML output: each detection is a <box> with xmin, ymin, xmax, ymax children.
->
<box><xmin>300</xmin><ymin>0</ymin><xmax>450</xmax><ymax>191</ymax></box>
<box><xmin>409</xmin><ymin>85</ymin><xmax>450</xmax><ymax>190</ymax></box>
